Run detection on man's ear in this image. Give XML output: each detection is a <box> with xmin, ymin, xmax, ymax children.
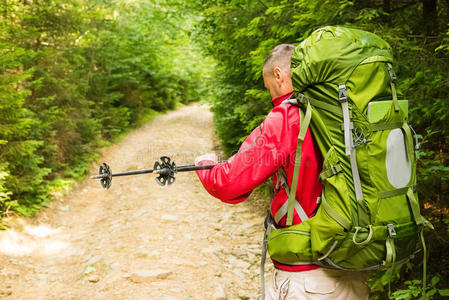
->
<box><xmin>273</xmin><ymin>67</ymin><xmax>282</xmax><ymax>81</ymax></box>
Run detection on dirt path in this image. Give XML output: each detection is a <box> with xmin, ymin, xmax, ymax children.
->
<box><xmin>0</xmin><ymin>104</ymin><xmax>270</xmax><ymax>300</ymax></box>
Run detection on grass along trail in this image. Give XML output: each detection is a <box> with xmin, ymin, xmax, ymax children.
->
<box><xmin>0</xmin><ymin>104</ymin><xmax>268</xmax><ymax>299</ymax></box>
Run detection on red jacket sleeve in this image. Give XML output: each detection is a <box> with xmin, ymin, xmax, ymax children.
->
<box><xmin>196</xmin><ymin>106</ymin><xmax>295</xmax><ymax>204</ymax></box>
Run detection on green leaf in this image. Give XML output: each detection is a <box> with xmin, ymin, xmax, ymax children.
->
<box><xmin>430</xmin><ymin>276</ymin><xmax>440</xmax><ymax>286</ymax></box>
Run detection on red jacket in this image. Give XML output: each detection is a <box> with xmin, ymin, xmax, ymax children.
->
<box><xmin>196</xmin><ymin>91</ymin><xmax>323</xmax><ymax>271</ymax></box>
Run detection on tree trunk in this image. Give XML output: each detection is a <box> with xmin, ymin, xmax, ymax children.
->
<box><xmin>383</xmin><ymin>0</ymin><xmax>391</xmax><ymax>12</ymax></box>
<box><xmin>422</xmin><ymin>0</ymin><xmax>438</xmax><ymax>35</ymax></box>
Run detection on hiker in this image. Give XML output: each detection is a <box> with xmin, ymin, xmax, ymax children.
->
<box><xmin>195</xmin><ymin>44</ymin><xmax>369</xmax><ymax>299</ymax></box>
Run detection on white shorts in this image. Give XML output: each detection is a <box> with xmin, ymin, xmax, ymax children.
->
<box><xmin>265</xmin><ymin>267</ymin><xmax>369</xmax><ymax>300</ymax></box>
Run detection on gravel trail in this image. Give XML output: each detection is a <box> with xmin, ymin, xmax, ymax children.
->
<box><xmin>0</xmin><ymin>104</ymin><xmax>268</xmax><ymax>300</ymax></box>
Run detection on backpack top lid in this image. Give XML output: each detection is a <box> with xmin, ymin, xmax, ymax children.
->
<box><xmin>291</xmin><ymin>26</ymin><xmax>394</xmax><ymax>92</ymax></box>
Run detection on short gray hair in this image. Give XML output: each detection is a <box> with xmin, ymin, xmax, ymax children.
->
<box><xmin>263</xmin><ymin>44</ymin><xmax>295</xmax><ymax>77</ymax></box>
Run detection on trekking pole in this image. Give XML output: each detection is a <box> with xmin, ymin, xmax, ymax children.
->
<box><xmin>91</xmin><ymin>156</ymin><xmax>223</xmax><ymax>189</ymax></box>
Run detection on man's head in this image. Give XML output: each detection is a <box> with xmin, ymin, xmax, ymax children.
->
<box><xmin>263</xmin><ymin>44</ymin><xmax>295</xmax><ymax>98</ymax></box>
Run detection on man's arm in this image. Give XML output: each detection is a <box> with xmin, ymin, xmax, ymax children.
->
<box><xmin>195</xmin><ymin>107</ymin><xmax>293</xmax><ymax>204</ymax></box>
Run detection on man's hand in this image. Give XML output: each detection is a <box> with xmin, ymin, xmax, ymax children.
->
<box><xmin>195</xmin><ymin>153</ymin><xmax>218</xmax><ymax>166</ymax></box>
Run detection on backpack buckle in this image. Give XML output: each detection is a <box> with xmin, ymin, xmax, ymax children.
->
<box><xmin>388</xmin><ymin>68</ymin><xmax>396</xmax><ymax>83</ymax></box>
<box><xmin>386</xmin><ymin>63</ymin><xmax>397</xmax><ymax>83</ymax></box>
<box><xmin>296</xmin><ymin>93</ymin><xmax>307</xmax><ymax>104</ymax></box>
<box><xmin>409</xmin><ymin>124</ymin><xmax>420</xmax><ymax>150</ymax></box>
<box><xmin>387</xmin><ymin>224</ymin><xmax>397</xmax><ymax>239</ymax></box>
<box><xmin>338</xmin><ymin>84</ymin><xmax>347</xmax><ymax>103</ymax></box>
<box><xmin>330</xmin><ymin>166</ymin><xmax>338</xmax><ymax>175</ymax></box>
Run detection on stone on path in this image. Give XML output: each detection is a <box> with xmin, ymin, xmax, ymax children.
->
<box><xmin>232</xmin><ymin>269</ymin><xmax>245</xmax><ymax>279</ymax></box>
<box><xmin>110</xmin><ymin>262</ymin><xmax>121</xmax><ymax>270</ymax></box>
<box><xmin>129</xmin><ymin>269</ymin><xmax>173</xmax><ymax>283</ymax></box>
<box><xmin>229</xmin><ymin>255</ymin><xmax>251</xmax><ymax>270</ymax></box>
<box><xmin>83</xmin><ymin>265</ymin><xmax>96</xmax><ymax>275</ymax></box>
<box><xmin>87</xmin><ymin>274</ymin><xmax>100</xmax><ymax>283</ymax></box>
<box><xmin>212</xmin><ymin>284</ymin><xmax>227</xmax><ymax>300</ymax></box>
<box><xmin>162</xmin><ymin>296</ymin><xmax>179</xmax><ymax>300</ymax></box>
<box><xmin>161</xmin><ymin>214</ymin><xmax>178</xmax><ymax>222</ymax></box>
<box><xmin>85</xmin><ymin>255</ymin><xmax>102</xmax><ymax>266</ymax></box>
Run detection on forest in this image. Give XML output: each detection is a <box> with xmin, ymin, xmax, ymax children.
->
<box><xmin>1</xmin><ymin>0</ymin><xmax>448</xmax><ymax>298</ymax></box>
<box><xmin>0</xmin><ymin>0</ymin><xmax>211</xmax><ymax>217</ymax></box>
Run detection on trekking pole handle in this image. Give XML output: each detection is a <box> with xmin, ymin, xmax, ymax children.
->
<box><xmin>175</xmin><ymin>161</ymin><xmax>226</xmax><ymax>172</ymax></box>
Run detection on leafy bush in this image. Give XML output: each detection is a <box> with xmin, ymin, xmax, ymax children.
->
<box><xmin>392</xmin><ymin>276</ymin><xmax>449</xmax><ymax>300</ymax></box>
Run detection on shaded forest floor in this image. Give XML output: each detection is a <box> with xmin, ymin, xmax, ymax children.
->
<box><xmin>0</xmin><ymin>104</ymin><xmax>269</xmax><ymax>299</ymax></box>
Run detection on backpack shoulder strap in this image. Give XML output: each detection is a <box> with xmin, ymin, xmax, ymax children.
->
<box><xmin>285</xmin><ymin>98</ymin><xmax>312</xmax><ymax>226</ymax></box>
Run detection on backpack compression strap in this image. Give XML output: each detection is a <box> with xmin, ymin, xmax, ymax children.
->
<box><xmin>339</xmin><ymin>84</ymin><xmax>370</xmax><ymax>226</ymax></box>
<box><xmin>386</xmin><ymin>63</ymin><xmax>400</xmax><ymax>112</ymax></box>
<box><xmin>274</xmin><ymin>167</ymin><xmax>309</xmax><ymax>224</ymax></box>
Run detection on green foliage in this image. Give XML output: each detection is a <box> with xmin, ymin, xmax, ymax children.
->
<box><xmin>0</xmin><ymin>0</ymin><xmax>211</xmax><ymax>217</ymax></box>
<box><xmin>369</xmin><ymin>263</ymin><xmax>449</xmax><ymax>299</ymax></box>
<box><xmin>193</xmin><ymin>0</ymin><xmax>449</xmax><ymax>297</ymax></box>
<box><xmin>392</xmin><ymin>276</ymin><xmax>449</xmax><ymax>300</ymax></box>
<box><xmin>444</xmin><ymin>219</ymin><xmax>449</xmax><ymax>235</ymax></box>
<box><xmin>369</xmin><ymin>263</ymin><xmax>404</xmax><ymax>296</ymax></box>
<box><xmin>0</xmin><ymin>167</ymin><xmax>13</xmax><ymax>212</ymax></box>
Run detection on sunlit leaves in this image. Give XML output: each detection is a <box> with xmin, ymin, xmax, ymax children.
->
<box><xmin>0</xmin><ymin>0</ymin><xmax>211</xmax><ymax>217</ymax></box>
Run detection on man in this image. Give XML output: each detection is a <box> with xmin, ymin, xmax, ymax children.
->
<box><xmin>195</xmin><ymin>44</ymin><xmax>368</xmax><ymax>299</ymax></box>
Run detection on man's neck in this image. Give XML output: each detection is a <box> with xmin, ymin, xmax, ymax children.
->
<box><xmin>272</xmin><ymin>91</ymin><xmax>294</xmax><ymax>107</ymax></box>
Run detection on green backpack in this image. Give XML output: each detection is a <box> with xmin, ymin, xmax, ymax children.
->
<box><xmin>266</xmin><ymin>27</ymin><xmax>433</xmax><ymax>274</ymax></box>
